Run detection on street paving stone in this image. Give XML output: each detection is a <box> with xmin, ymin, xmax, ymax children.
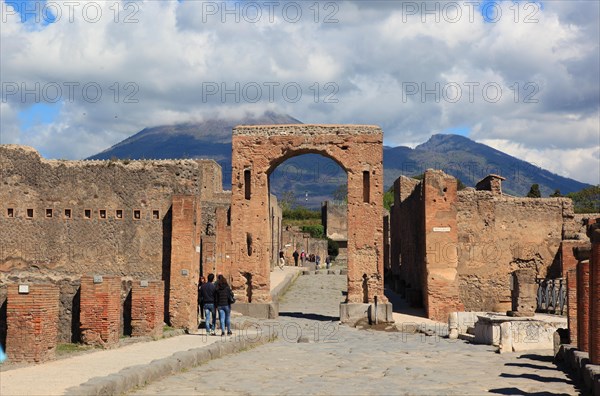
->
<box><xmin>132</xmin><ymin>275</ymin><xmax>581</xmax><ymax>395</ymax></box>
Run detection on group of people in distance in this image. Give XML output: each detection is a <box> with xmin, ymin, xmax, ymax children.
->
<box><xmin>278</xmin><ymin>249</ymin><xmax>332</xmax><ymax>270</ymax></box>
<box><xmin>198</xmin><ymin>273</ymin><xmax>234</xmax><ymax>336</ymax></box>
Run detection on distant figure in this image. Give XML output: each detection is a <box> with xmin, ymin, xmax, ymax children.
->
<box><xmin>300</xmin><ymin>250</ymin><xmax>306</xmax><ymax>265</ymax></box>
<box><xmin>214</xmin><ymin>275</ymin><xmax>233</xmax><ymax>336</ymax></box>
<box><xmin>316</xmin><ymin>254</ymin><xmax>321</xmax><ymax>269</ymax></box>
<box><xmin>325</xmin><ymin>255</ymin><xmax>331</xmax><ymax>269</ymax></box>
<box><xmin>198</xmin><ymin>275</ymin><xmax>205</xmax><ymax>320</ymax></box>
<box><xmin>278</xmin><ymin>250</ymin><xmax>285</xmax><ymax>270</ymax></box>
<box><xmin>199</xmin><ymin>274</ymin><xmax>216</xmax><ymax>335</ymax></box>
<box><xmin>293</xmin><ymin>249</ymin><xmax>299</xmax><ymax>266</ymax></box>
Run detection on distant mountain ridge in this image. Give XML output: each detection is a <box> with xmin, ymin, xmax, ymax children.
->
<box><xmin>88</xmin><ymin>112</ymin><xmax>591</xmax><ymax>205</ymax></box>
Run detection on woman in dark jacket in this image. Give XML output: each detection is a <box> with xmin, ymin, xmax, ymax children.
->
<box><xmin>214</xmin><ymin>275</ymin><xmax>233</xmax><ymax>336</ymax></box>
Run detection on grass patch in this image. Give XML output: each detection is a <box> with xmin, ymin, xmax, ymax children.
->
<box><xmin>56</xmin><ymin>343</ymin><xmax>94</xmax><ymax>355</ymax></box>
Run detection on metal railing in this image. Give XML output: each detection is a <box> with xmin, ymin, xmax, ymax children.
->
<box><xmin>536</xmin><ymin>278</ymin><xmax>567</xmax><ymax>315</ymax></box>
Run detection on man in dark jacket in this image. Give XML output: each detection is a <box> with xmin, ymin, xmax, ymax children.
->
<box><xmin>293</xmin><ymin>249</ymin><xmax>299</xmax><ymax>266</ymax></box>
<box><xmin>199</xmin><ymin>273</ymin><xmax>217</xmax><ymax>335</ymax></box>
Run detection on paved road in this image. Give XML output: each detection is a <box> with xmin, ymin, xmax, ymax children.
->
<box><xmin>133</xmin><ymin>275</ymin><xmax>581</xmax><ymax>395</ymax></box>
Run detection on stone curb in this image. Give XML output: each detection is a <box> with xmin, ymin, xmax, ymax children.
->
<box><xmin>270</xmin><ymin>270</ymin><xmax>301</xmax><ymax>302</ymax></box>
<box><xmin>64</xmin><ymin>335</ymin><xmax>273</xmax><ymax>396</ymax></box>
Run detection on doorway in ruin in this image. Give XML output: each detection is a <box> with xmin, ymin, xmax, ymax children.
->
<box><xmin>229</xmin><ymin>124</ymin><xmax>392</xmax><ymax>322</ymax></box>
<box><xmin>267</xmin><ymin>150</ymin><xmax>346</xmax><ymax>319</ymax></box>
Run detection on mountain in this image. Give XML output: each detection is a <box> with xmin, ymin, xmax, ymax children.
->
<box><xmin>88</xmin><ymin>113</ymin><xmax>591</xmax><ymax>206</ymax></box>
<box><xmin>383</xmin><ymin>134</ymin><xmax>590</xmax><ymax>197</ymax></box>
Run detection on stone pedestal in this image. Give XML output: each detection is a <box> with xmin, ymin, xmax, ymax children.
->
<box><xmin>507</xmin><ymin>269</ymin><xmax>536</xmax><ymax>317</ymax></box>
<box><xmin>339</xmin><ymin>302</ymin><xmax>394</xmax><ymax>325</ymax></box>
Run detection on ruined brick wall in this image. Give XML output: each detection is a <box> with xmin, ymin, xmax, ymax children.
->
<box><xmin>0</xmin><ymin>145</ymin><xmax>214</xmax><ymax>280</ymax></box>
<box><xmin>6</xmin><ymin>284</ymin><xmax>59</xmax><ymax>363</ymax></box>
<box><xmin>270</xmin><ymin>194</ymin><xmax>283</xmax><ymax>270</ymax></box>
<box><xmin>390</xmin><ymin>176</ymin><xmax>423</xmax><ymax>305</ymax></box>
<box><xmin>322</xmin><ymin>201</ymin><xmax>348</xmax><ymax>241</ymax></box>
<box><xmin>456</xmin><ymin>192</ymin><xmax>573</xmax><ymax>311</ymax></box>
<box><xmin>390</xmin><ymin>171</ymin><xmax>575</xmax><ymax>319</ymax></box>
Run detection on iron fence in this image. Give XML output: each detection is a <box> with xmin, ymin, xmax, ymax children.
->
<box><xmin>536</xmin><ymin>278</ymin><xmax>567</xmax><ymax>315</ymax></box>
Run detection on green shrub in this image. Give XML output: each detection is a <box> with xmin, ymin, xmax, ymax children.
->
<box><xmin>301</xmin><ymin>225</ymin><xmax>324</xmax><ymax>239</ymax></box>
<box><xmin>327</xmin><ymin>238</ymin><xmax>339</xmax><ymax>258</ymax></box>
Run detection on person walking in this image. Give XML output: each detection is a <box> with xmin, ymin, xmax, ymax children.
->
<box><xmin>293</xmin><ymin>249</ymin><xmax>299</xmax><ymax>266</ymax></box>
<box><xmin>198</xmin><ymin>275</ymin><xmax>205</xmax><ymax>321</ymax></box>
<box><xmin>278</xmin><ymin>250</ymin><xmax>285</xmax><ymax>270</ymax></box>
<box><xmin>300</xmin><ymin>250</ymin><xmax>306</xmax><ymax>266</ymax></box>
<box><xmin>316</xmin><ymin>254</ymin><xmax>321</xmax><ymax>269</ymax></box>
<box><xmin>325</xmin><ymin>255</ymin><xmax>331</xmax><ymax>269</ymax></box>
<box><xmin>199</xmin><ymin>274</ymin><xmax>217</xmax><ymax>335</ymax></box>
<box><xmin>214</xmin><ymin>275</ymin><xmax>233</xmax><ymax>336</ymax></box>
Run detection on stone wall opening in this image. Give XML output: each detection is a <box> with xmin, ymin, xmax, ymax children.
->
<box><xmin>230</xmin><ymin>125</ymin><xmax>392</xmax><ymax>323</ymax></box>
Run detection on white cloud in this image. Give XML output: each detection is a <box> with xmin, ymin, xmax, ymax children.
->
<box><xmin>0</xmin><ymin>0</ymin><xmax>598</xmax><ymax>185</ymax></box>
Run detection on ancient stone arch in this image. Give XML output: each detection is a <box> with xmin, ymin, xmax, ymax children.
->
<box><xmin>230</xmin><ymin>124</ymin><xmax>392</xmax><ymax>321</ymax></box>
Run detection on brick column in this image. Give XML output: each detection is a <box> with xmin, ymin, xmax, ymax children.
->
<box><xmin>80</xmin><ymin>275</ymin><xmax>121</xmax><ymax>348</ymax></box>
<box><xmin>168</xmin><ymin>195</ymin><xmax>200</xmax><ymax>330</ymax></box>
<box><xmin>577</xmin><ymin>258</ymin><xmax>590</xmax><ymax>352</ymax></box>
<box><xmin>508</xmin><ymin>269</ymin><xmax>536</xmax><ymax>317</ymax></box>
<box><xmin>131</xmin><ymin>280</ymin><xmax>164</xmax><ymax>338</ymax></box>
<box><xmin>423</xmin><ymin>170</ymin><xmax>464</xmax><ymax>321</ymax></box>
<box><xmin>589</xmin><ymin>225</ymin><xmax>600</xmax><ymax>364</ymax></box>
<box><xmin>6</xmin><ymin>284</ymin><xmax>59</xmax><ymax>363</ymax></box>
<box><xmin>566</xmin><ymin>269</ymin><xmax>577</xmax><ymax>345</ymax></box>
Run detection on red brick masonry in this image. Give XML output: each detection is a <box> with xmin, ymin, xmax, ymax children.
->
<box><xmin>6</xmin><ymin>284</ymin><xmax>59</xmax><ymax>363</ymax></box>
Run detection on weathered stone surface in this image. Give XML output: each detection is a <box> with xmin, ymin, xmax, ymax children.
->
<box><xmin>230</xmin><ymin>125</ymin><xmax>385</xmax><ymax>306</ymax></box>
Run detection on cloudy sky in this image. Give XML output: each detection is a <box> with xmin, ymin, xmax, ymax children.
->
<box><xmin>1</xmin><ymin>0</ymin><xmax>598</xmax><ymax>184</ymax></box>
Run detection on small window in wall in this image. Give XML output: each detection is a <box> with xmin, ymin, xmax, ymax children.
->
<box><xmin>244</xmin><ymin>169</ymin><xmax>251</xmax><ymax>200</ymax></box>
<box><xmin>133</xmin><ymin>210</ymin><xmax>141</xmax><ymax>220</ymax></box>
<box><xmin>84</xmin><ymin>209</ymin><xmax>91</xmax><ymax>219</ymax></box>
<box><xmin>116</xmin><ymin>210</ymin><xmax>123</xmax><ymax>219</ymax></box>
<box><xmin>64</xmin><ymin>209</ymin><xmax>72</xmax><ymax>219</ymax></box>
<box><xmin>26</xmin><ymin>209</ymin><xmax>34</xmax><ymax>218</ymax></box>
<box><xmin>152</xmin><ymin>210</ymin><xmax>159</xmax><ymax>220</ymax></box>
<box><xmin>7</xmin><ymin>208</ymin><xmax>14</xmax><ymax>218</ymax></box>
<box><xmin>99</xmin><ymin>209</ymin><xmax>107</xmax><ymax>219</ymax></box>
<box><xmin>46</xmin><ymin>209</ymin><xmax>53</xmax><ymax>218</ymax></box>
<box><xmin>227</xmin><ymin>207</ymin><xmax>231</xmax><ymax>226</ymax></box>
<box><xmin>363</xmin><ymin>171</ymin><xmax>370</xmax><ymax>203</ymax></box>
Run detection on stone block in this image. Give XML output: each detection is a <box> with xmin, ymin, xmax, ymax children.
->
<box><xmin>232</xmin><ymin>302</ymin><xmax>279</xmax><ymax>319</ymax></box>
<box><xmin>339</xmin><ymin>302</ymin><xmax>394</xmax><ymax>325</ymax></box>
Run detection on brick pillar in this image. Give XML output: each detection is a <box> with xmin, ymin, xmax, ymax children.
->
<box><xmin>423</xmin><ymin>170</ymin><xmax>464</xmax><ymax>321</ymax></box>
<box><xmin>577</xmin><ymin>259</ymin><xmax>590</xmax><ymax>352</ymax></box>
<box><xmin>589</xmin><ymin>224</ymin><xmax>600</xmax><ymax>364</ymax></box>
<box><xmin>131</xmin><ymin>280</ymin><xmax>164</xmax><ymax>338</ymax></box>
<box><xmin>508</xmin><ymin>269</ymin><xmax>537</xmax><ymax>317</ymax></box>
<box><xmin>168</xmin><ymin>195</ymin><xmax>200</xmax><ymax>330</ymax></box>
<box><xmin>80</xmin><ymin>275</ymin><xmax>121</xmax><ymax>348</ymax></box>
<box><xmin>566</xmin><ymin>269</ymin><xmax>578</xmax><ymax>345</ymax></box>
<box><xmin>6</xmin><ymin>284</ymin><xmax>59</xmax><ymax>363</ymax></box>
<box><xmin>560</xmin><ymin>240</ymin><xmax>589</xmax><ymax>277</ymax></box>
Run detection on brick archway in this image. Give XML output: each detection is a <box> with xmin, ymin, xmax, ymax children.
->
<box><xmin>230</xmin><ymin>124</ymin><xmax>392</xmax><ymax>322</ymax></box>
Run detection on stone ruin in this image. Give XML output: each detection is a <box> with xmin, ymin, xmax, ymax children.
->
<box><xmin>1</xmin><ymin>126</ymin><xmax>598</xmax><ymax>368</ymax></box>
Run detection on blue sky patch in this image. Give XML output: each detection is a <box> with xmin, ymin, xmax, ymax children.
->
<box><xmin>18</xmin><ymin>102</ymin><xmax>62</xmax><ymax>130</ymax></box>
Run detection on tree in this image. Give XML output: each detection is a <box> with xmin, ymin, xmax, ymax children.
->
<box><xmin>550</xmin><ymin>189</ymin><xmax>562</xmax><ymax>197</ymax></box>
<box><xmin>332</xmin><ymin>184</ymin><xmax>347</xmax><ymax>203</ymax></box>
<box><xmin>567</xmin><ymin>185</ymin><xmax>600</xmax><ymax>213</ymax></box>
<box><xmin>527</xmin><ymin>184</ymin><xmax>541</xmax><ymax>198</ymax></box>
<box><xmin>383</xmin><ymin>186</ymin><xmax>394</xmax><ymax>211</ymax></box>
<box><xmin>279</xmin><ymin>190</ymin><xmax>297</xmax><ymax>212</ymax></box>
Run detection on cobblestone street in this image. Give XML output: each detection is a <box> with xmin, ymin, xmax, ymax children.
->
<box><xmin>133</xmin><ymin>275</ymin><xmax>581</xmax><ymax>395</ymax></box>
